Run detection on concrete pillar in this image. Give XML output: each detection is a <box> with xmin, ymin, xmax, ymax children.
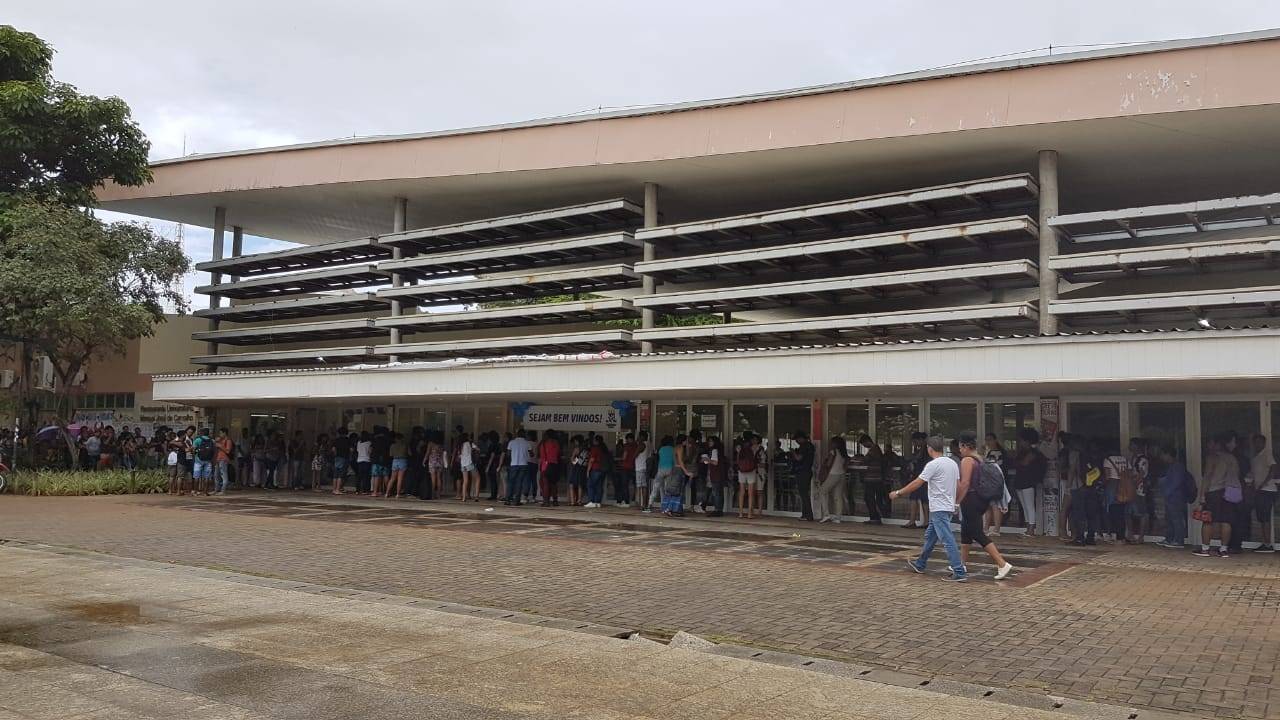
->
<box><xmin>230</xmin><ymin>226</ymin><xmax>244</xmax><ymax>282</ymax></box>
<box><xmin>640</xmin><ymin>182</ymin><xmax>659</xmax><ymax>354</ymax></box>
<box><xmin>206</xmin><ymin>207</ymin><xmax>227</xmax><ymax>361</ymax></box>
<box><xmin>388</xmin><ymin>197</ymin><xmax>408</xmax><ymax>362</ymax></box>
<box><xmin>1037</xmin><ymin>150</ymin><xmax>1060</xmax><ymax>335</ymax></box>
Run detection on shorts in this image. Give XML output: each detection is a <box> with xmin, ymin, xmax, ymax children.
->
<box><xmin>392</xmin><ymin>458</ymin><xmax>409</xmax><ymax>472</ymax></box>
<box><xmin>1255</xmin><ymin>490</ymin><xmax>1277</xmax><ymax>524</ymax></box>
<box><xmin>460</xmin><ymin>462</ymin><xmax>476</xmax><ymax>473</ymax></box>
<box><xmin>371</xmin><ymin>464</ymin><xmax>388</xmax><ymax>477</ymax></box>
<box><xmin>332</xmin><ymin>456</ymin><xmax>348</xmax><ymax>479</ymax></box>
<box><xmin>737</xmin><ymin>470</ymin><xmax>761</xmax><ymax>487</ymax></box>
<box><xmin>192</xmin><ymin>458</ymin><xmax>213</xmax><ymax>480</ymax></box>
<box><xmin>1127</xmin><ymin>497</ymin><xmax>1148</xmax><ymax>518</ymax></box>
<box><xmin>635</xmin><ymin>468</ymin><xmax>648</xmax><ymax>487</ymax></box>
<box><xmin>959</xmin><ymin>495</ymin><xmax>991</xmax><ymax>547</ymax></box>
<box><xmin>1204</xmin><ymin>490</ymin><xmax>1231</xmax><ymax>522</ymax></box>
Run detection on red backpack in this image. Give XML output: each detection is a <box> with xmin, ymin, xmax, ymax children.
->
<box><xmin>736</xmin><ymin>443</ymin><xmax>757</xmax><ymax>473</ymax></box>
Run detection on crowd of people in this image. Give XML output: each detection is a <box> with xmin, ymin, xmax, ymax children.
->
<box><xmin>33</xmin><ymin>418</ymin><xmax>1275</xmax><ymax>556</ymax></box>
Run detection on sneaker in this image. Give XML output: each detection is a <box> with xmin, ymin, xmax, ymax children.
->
<box><xmin>1219</xmin><ymin>549</ymin><xmax>1230</xmax><ymax>558</ymax></box>
<box><xmin>1158</xmin><ymin>541</ymin><xmax>1182</xmax><ymax>549</ymax></box>
<box><xmin>995</xmin><ymin>563</ymin><xmax>1015</xmax><ymax>581</ymax></box>
<box><xmin>617</xmin><ymin>502</ymin><xmax>630</xmax><ymax>508</ymax></box>
<box><xmin>906</xmin><ymin>560</ymin><xmax>924</xmax><ymax>574</ymax></box>
<box><xmin>942</xmin><ymin>574</ymin><xmax>968</xmax><ymax>583</ymax></box>
<box><xmin>1254</xmin><ymin>545</ymin><xmax>1276</xmax><ymax>553</ymax></box>
<box><xmin>831</xmin><ymin>517</ymin><xmax>842</xmax><ymax>524</ymax></box>
<box><xmin>989</xmin><ymin>529</ymin><xmax>1002</xmax><ymax>538</ymax></box>
<box><xmin>692</xmin><ymin>505</ymin><xmax>704</xmax><ymax>514</ymax></box>
<box><xmin>817</xmin><ymin>516</ymin><xmax>832</xmax><ymax>524</ymax></box>
<box><xmin>641</xmin><ymin>507</ymin><xmax>652</xmax><ymax>513</ymax></box>
<box><xmin>1193</xmin><ymin>547</ymin><xmax>1212</xmax><ymax>557</ymax></box>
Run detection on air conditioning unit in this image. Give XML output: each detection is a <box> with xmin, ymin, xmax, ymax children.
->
<box><xmin>0</xmin><ymin>369</ymin><xmax>13</xmax><ymax>389</ymax></box>
<box><xmin>30</xmin><ymin>356</ymin><xmax>54</xmax><ymax>391</ymax></box>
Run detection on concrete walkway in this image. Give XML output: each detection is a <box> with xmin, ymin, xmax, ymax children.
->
<box><xmin>0</xmin><ymin>542</ymin><xmax>1169</xmax><ymax>720</ymax></box>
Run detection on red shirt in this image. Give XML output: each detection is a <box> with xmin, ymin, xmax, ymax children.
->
<box><xmin>588</xmin><ymin>446</ymin><xmax>608</xmax><ymax>472</ymax></box>
<box><xmin>621</xmin><ymin>441</ymin><xmax>638</xmax><ymax>471</ymax></box>
<box><xmin>539</xmin><ymin>438</ymin><xmax>561</xmax><ymax>470</ymax></box>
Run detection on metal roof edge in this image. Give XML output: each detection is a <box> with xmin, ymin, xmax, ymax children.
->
<box><xmin>149</xmin><ymin>29</ymin><xmax>1280</xmax><ymax>168</ymax></box>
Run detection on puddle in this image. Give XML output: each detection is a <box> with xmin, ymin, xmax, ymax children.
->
<box><xmin>64</xmin><ymin>601</ymin><xmax>143</xmax><ymax>625</ymax></box>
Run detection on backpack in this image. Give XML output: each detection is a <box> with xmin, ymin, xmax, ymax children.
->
<box><xmin>1116</xmin><ymin>464</ymin><xmax>1141</xmax><ymax>504</ymax></box>
<box><xmin>973</xmin><ymin>458</ymin><xmax>1006</xmax><ymax>502</ymax></box>
<box><xmin>1180</xmin><ymin>470</ymin><xmax>1198</xmax><ymax>504</ymax></box>
<box><xmin>736</xmin><ymin>444</ymin><xmax>756</xmax><ymax>473</ymax></box>
<box><xmin>195</xmin><ymin>436</ymin><xmax>216</xmax><ymax>462</ymax></box>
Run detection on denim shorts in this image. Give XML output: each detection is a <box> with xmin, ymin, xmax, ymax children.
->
<box><xmin>391</xmin><ymin>458</ymin><xmax>409</xmax><ymax>472</ymax></box>
<box><xmin>332</xmin><ymin>457</ymin><xmax>348</xmax><ymax>479</ymax></box>
<box><xmin>192</xmin><ymin>458</ymin><xmax>213</xmax><ymax>480</ymax></box>
<box><xmin>371</xmin><ymin>464</ymin><xmax>388</xmax><ymax>477</ymax></box>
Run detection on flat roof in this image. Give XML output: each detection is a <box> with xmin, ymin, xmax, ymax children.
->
<box><xmin>193</xmin><ymin>292</ymin><xmax>388</xmax><ymax>323</ymax></box>
<box><xmin>377</xmin><ymin>264</ymin><xmax>640</xmax><ymax>307</ymax></box>
<box><xmin>376</xmin><ymin>329</ymin><xmax>635</xmax><ymax>359</ymax></box>
<box><xmin>633</xmin><ymin>301</ymin><xmax>1038</xmax><ymax>347</ymax></box>
<box><xmin>376</xmin><ymin>298</ymin><xmax>637</xmax><ymax>333</ymax></box>
<box><xmin>195</xmin><ymin>237</ymin><xmax>390</xmax><ymax>277</ymax></box>
<box><xmin>149</xmin><ymin>30</ymin><xmax>1280</xmax><ymax>167</ymax></box>
<box><xmin>635</xmin><ymin>174</ymin><xmax>1037</xmax><ymax>252</ymax></box>
<box><xmin>195</xmin><ymin>264</ymin><xmax>387</xmax><ymax>300</ymax></box>
<box><xmin>633</xmin><ymin>259</ymin><xmax>1038</xmax><ymax>313</ymax></box>
<box><xmin>191</xmin><ymin>318</ymin><xmax>384</xmax><ymax>345</ymax></box>
<box><xmin>635</xmin><ymin>216</ymin><xmax>1037</xmax><ymax>282</ymax></box>
<box><xmin>378</xmin><ymin>231</ymin><xmax>640</xmax><ymax>280</ymax></box>
<box><xmin>379</xmin><ymin>198</ymin><xmax>643</xmax><ymax>254</ymax></box>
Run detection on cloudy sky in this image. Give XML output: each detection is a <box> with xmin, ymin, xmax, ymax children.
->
<box><xmin>9</xmin><ymin>1</ymin><xmax>1280</xmax><ymax>306</ymax></box>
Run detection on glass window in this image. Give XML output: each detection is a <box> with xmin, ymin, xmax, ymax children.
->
<box><xmin>984</xmin><ymin>402</ymin><xmax>1035</xmax><ymax>455</ymax></box>
<box><xmin>1130</xmin><ymin>402</ymin><xmax>1186</xmax><ymax>460</ymax></box>
<box><xmin>691</xmin><ymin>404</ymin><xmax>724</xmax><ymax>443</ymax></box>
<box><xmin>772</xmin><ymin>404</ymin><xmax>811</xmax><ymax>513</ymax></box>
<box><xmin>930</xmin><ymin>403</ymin><xmax>978</xmax><ymax>457</ymax></box>
<box><xmin>477</xmin><ymin>406</ymin><xmax>506</xmax><ymax>436</ymax></box>
<box><xmin>828</xmin><ymin>403</ymin><xmax>869</xmax><ymax>455</ymax></box>
<box><xmin>1067</xmin><ymin>402</ymin><xmax>1121</xmax><ymax>454</ymax></box>
<box><xmin>731</xmin><ymin>404</ymin><xmax>768</xmax><ymax>444</ymax></box>
<box><xmin>875</xmin><ymin>403</ymin><xmax>919</xmax><ymax>457</ymax></box>
<box><xmin>654</xmin><ymin>404</ymin><xmax>688</xmax><ymax>443</ymax></box>
<box><xmin>126</xmin><ymin>393</ymin><xmax>136</xmax><ymax>408</ymax></box>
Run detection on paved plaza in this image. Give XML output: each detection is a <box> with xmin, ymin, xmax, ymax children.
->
<box><xmin>0</xmin><ymin>493</ymin><xmax>1277</xmax><ymax>719</ymax></box>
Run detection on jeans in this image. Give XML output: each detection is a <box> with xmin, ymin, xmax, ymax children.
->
<box><xmin>193</xmin><ymin>458</ymin><xmax>212</xmax><ymax>481</ymax></box>
<box><xmin>587</xmin><ymin>470</ymin><xmax>606</xmax><ymax>505</ymax></box>
<box><xmin>704</xmin><ymin>482</ymin><xmax>725</xmax><ymax>513</ymax></box>
<box><xmin>264</xmin><ymin>459</ymin><xmax>279</xmax><ymax>488</ymax></box>
<box><xmin>1072</xmin><ymin>486</ymin><xmax>1102</xmax><ymax>542</ymax></box>
<box><xmin>913</xmin><ymin>511</ymin><xmax>965</xmax><ymax>578</ymax></box>
<box><xmin>864</xmin><ymin>481</ymin><xmax>887</xmax><ymax>521</ymax></box>
<box><xmin>216</xmin><ymin>460</ymin><xmax>230</xmax><ymax>493</ymax></box>
<box><xmin>613</xmin><ymin>470</ymin><xmax>631</xmax><ymax>504</ymax></box>
<box><xmin>813</xmin><ymin>472</ymin><xmax>845</xmax><ymax>520</ymax></box>
<box><xmin>794</xmin><ymin>471</ymin><xmax>814</xmax><ymax>519</ymax></box>
<box><xmin>506</xmin><ymin>465</ymin><xmax>529</xmax><ymax>501</ymax></box>
<box><xmin>523</xmin><ymin>465</ymin><xmax>538</xmax><ymax>498</ymax></box>
<box><xmin>1163</xmin><ymin>495</ymin><xmax>1187</xmax><ymax>545</ymax></box>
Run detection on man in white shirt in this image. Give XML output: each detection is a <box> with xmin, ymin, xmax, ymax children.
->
<box><xmin>1249</xmin><ymin>434</ymin><xmax>1276</xmax><ymax>553</ymax></box>
<box><xmin>891</xmin><ymin>435</ymin><xmax>967</xmax><ymax>582</ymax></box>
<box><xmin>505</xmin><ymin>430</ymin><xmax>533</xmax><ymax>506</ymax></box>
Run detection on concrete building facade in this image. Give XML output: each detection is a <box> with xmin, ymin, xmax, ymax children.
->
<box><xmin>98</xmin><ymin>31</ymin><xmax>1280</xmax><ymax>530</ymax></box>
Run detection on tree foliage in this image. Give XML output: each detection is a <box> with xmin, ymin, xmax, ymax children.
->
<box><xmin>0</xmin><ymin>25</ymin><xmax>151</xmax><ymax>207</ymax></box>
<box><xmin>0</xmin><ymin>199</ymin><xmax>188</xmax><ymax>422</ymax></box>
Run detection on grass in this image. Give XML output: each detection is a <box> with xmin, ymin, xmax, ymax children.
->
<box><xmin>7</xmin><ymin>469</ymin><xmax>168</xmax><ymax>496</ymax></box>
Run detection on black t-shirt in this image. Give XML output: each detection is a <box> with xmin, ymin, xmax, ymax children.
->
<box><xmin>332</xmin><ymin>436</ymin><xmax>350</xmax><ymax>457</ymax></box>
<box><xmin>371</xmin><ymin>434</ymin><xmax>392</xmax><ymax>465</ymax></box>
<box><xmin>1014</xmin><ymin>449</ymin><xmax>1047</xmax><ymax>490</ymax></box>
<box><xmin>793</xmin><ymin>441</ymin><xmax>815</xmax><ymax>477</ymax></box>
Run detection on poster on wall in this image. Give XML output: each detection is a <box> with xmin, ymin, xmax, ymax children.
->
<box><xmin>522</xmin><ymin>405</ymin><xmax>621</xmax><ymax>433</ymax></box>
<box><xmin>1038</xmin><ymin>397</ymin><xmax>1061</xmax><ymax>537</ymax></box>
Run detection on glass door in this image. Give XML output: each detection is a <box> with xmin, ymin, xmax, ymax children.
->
<box><xmin>771</xmin><ymin>404</ymin><xmax>811</xmax><ymax>512</ymax></box>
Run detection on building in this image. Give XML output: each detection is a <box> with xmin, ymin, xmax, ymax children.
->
<box><xmin>99</xmin><ymin>31</ymin><xmax>1280</xmax><ymax>527</ymax></box>
<box><xmin>2</xmin><ymin>315</ymin><xmax>207</xmax><ymax>436</ymax></box>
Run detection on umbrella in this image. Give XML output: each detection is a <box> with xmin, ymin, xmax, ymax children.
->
<box><xmin>35</xmin><ymin>424</ymin><xmax>83</xmax><ymax>441</ymax></box>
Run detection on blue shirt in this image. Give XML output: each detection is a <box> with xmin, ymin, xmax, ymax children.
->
<box><xmin>1159</xmin><ymin>461</ymin><xmax>1189</xmax><ymax>502</ymax></box>
<box><xmin>657</xmin><ymin>445</ymin><xmax>675</xmax><ymax>471</ymax></box>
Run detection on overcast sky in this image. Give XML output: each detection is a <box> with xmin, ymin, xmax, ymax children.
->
<box><xmin>9</xmin><ymin>1</ymin><xmax>1280</xmax><ymax>307</ymax></box>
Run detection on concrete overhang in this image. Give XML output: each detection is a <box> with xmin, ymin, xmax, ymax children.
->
<box><xmin>98</xmin><ymin>30</ymin><xmax>1280</xmax><ymax>243</ymax></box>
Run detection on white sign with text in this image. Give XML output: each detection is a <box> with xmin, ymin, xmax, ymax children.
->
<box><xmin>522</xmin><ymin>405</ymin><xmax>621</xmax><ymax>432</ymax></box>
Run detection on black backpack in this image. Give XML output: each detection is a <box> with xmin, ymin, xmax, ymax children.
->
<box><xmin>195</xmin><ymin>436</ymin><xmax>216</xmax><ymax>462</ymax></box>
<box><xmin>974</xmin><ymin>458</ymin><xmax>1005</xmax><ymax>502</ymax></box>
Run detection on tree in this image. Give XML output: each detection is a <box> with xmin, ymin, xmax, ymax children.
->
<box><xmin>0</xmin><ymin>199</ymin><xmax>188</xmax><ymax>457</ymax></box>
<box><xmin>0</xmin><ymin>25</ymin><xmax>151</xmax><ymax>208</ymax></box>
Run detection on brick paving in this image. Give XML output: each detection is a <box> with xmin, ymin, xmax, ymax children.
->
<box><xmin>1</xmin><ymin>493</ymin><xmax>1277</xmax><ymax>719</ymax></box>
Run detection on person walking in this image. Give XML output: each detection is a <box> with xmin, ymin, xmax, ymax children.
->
<box><xmin>791</xmin><ymin>432</ymin><xmax>816</xmax><ymax>521</ymax></box>
<box><xmin>956</xmin><ymin>432</ymin><xmax>1015</xmax><ymax>579</ymax></box>
<box><xmin>815</xmin><ymin>436</ymin><xmax>848</xmax><ymax>524</ymax></box>
<box><xmin>893</xmin><ymin>435</ymin><xmax>967</xmax><ymax>582</ymax></box>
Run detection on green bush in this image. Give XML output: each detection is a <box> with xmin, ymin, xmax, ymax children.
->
<box><xmin>7</xmin><ymin>469</ymin><xmax>168</xmax><ymax>496</ymax></box>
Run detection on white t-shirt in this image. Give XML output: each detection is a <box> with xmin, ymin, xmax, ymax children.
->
<box><xmin>356</xmin><ymin>440</ymin><xmax>372</xmax><ymax>463</ymax></box>
<box><xmin>1251</xmin><ymin>449</ymin><xmax>1277</xmax><ymax>493</ymax></box>
<box><xmin>508</xmin><ymin>437</ymin><xmax>532</xmax><ymax>466</ymax></box>
<box><xmin>460</xmin><ymin>441</ymin><xmax>474</xmax><ymax>467</ymax></box>
<box><xmin>634</xmin><ymin>441</ymin><xmax>649</xmax><ymax>472</ymax></box>
<box><xmin>919</xmin><ymin>456</ymin><xmax>959</xmax><ymax>514</ymax></box>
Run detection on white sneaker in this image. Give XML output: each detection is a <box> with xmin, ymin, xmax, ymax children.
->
<box><xmin>818</xmin><ymin>516</ymin><xmax>832</xmax><ymax>523</ymax></box>
<box><xmin>995</xmin><ymin>563</ymin><xmax>1015</xmax><ymax>580</ymax></box>
<box><xmin>831</xmin><ymin>517</ymin><xmax>842</xmax><ymax>524</ymax></box>
<box><xmin>692</xmin><ymin>505</ymin><xmax>704</xmax><ymax>514</ymax></box>
<box><xmin>617</xmin><ymin>502</ymin><xmax>630</xmax><ymax>508</ymax></box>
